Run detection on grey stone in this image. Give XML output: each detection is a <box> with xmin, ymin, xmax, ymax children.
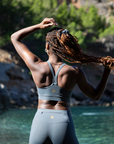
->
<box><xmin>0</xmin><ymin>83</ymin><xmax>9</xmax><ymax>110</ymax></box>
<box><xmin>6</xmin><ymin>66</ymin><xmax>30</xmax><ymax>80</ymax></box>
<box><xmin>0</xmin><ymin>62</ymin><xmax>14</xmax><ymax>81</ymax></box>
<box><xmin>72</xmin><ymin>92</ymin><xmax>87</xmax><ymax>101</ymax></box>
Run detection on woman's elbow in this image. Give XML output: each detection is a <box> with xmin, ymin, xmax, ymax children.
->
<box><xmin>11</xmin><ymin>34</ymin><xmax>15</xmax><ymax>42</ymax></box>
<box><xmin>94</xmin><ymin>95</ymin><xmax>101</xmax><ymax>101</ymax></box>
<box><xmin>94</xmin><ymin>97</ymin><xmax>99</xmax><ymax>101</ymax></box>
<box><xmin>11</xmin><ymin>32</ymin><xmax>19</xmax><ymax>42</ymax></box>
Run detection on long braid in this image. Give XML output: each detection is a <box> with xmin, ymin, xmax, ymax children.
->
<box><xmin>46</xmin><ymin>27</ymin><xmax>114</xmax><ymax>69</ymax></box>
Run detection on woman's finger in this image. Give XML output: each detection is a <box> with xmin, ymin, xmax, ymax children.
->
<box><xmin>49</xmin><ymin>18</ymin><xmax>58</xmax><ymax>25</ymax></box>
<box><xmin>43</xmin><ymin>23</ymin><xmax>54</xmax><ymax>28</ymax></box>
<box><xmin>103</xmin><ymin>61</ymin><xmax>105</xmax><ymax>65</ymax></box>
<box><xmin>44</xmin><ymin>19</ymin><xmax>57</xmax><ymax>25</ymax></box>
<box><xmin>41</xmin><ymin>18</ymin><xmax>58</xmax><ymax>29</ymax></box>
<box><xmin>107</xmin><ymin>60</ymin><xmax>110</xmax><ymax>63</ymax></box>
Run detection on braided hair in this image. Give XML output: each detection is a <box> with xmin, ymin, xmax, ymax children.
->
<box><xmin>46</xmin><ymin>27</ymin><xmax>114</xmax><ymax>69</ymax></box>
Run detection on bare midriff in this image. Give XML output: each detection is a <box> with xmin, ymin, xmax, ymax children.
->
<box><xmin>38</xmin><ymin>99</ymin><xmax>70</xmax><ymax>110</ymax></box>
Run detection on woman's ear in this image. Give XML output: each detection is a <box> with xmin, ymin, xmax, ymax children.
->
<box><xmin>46</xmin><ymin>42</ymin><xmax>50</xmax><ymax>51</ymax></box>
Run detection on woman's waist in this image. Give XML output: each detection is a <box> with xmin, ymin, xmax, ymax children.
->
<box><xmin>38</xmin><ymin>94</ymin><xmax>71</xmax><ymax>102</ymax></box>
<box><xmin>38</xmin><ymin>99</ymin><xmax>70</xmax><ymax>110</ymax></box>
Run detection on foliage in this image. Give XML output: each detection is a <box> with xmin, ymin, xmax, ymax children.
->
<box><xmin>0</xmin><ymin>0</ymin><xmax>34</xmax><ymax>46</ymax></box>
<box><xmin>99</xmin><ymin>25</ymin><xmax>114</xmax><ymax>38</ymax></box>
<box><xmin>56</xmin><ymin>1</ymin><xmax>69</xmax><ymax>26</ymax></box>
<box><xmin>0</xmin><ymin>0</ymin><xmax>114</xmax><ymax>53</ymax></box>
<box><xmin>80</xmin><ymin>6</ymin><xmax>105</xmax><ymax>34</ymax></box>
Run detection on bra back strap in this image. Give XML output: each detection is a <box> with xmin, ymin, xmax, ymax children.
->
<box><xmin>47</xmin><ymin>61</ymin><xmax>55</xmax><ymax>82</ymax></box>
<box><xmin>54</xmin><ymin>63</ymin><xmax>66</xmax><ymax>84</ymax></box>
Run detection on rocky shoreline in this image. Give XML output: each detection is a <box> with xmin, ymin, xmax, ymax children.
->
<box><xmin>0</xmin><ymin>36</ymin><xmax>114</xmax><ymax>110</ymax></box>
<box><xmin>0</xmin><ymin>62</ymin><xmax>114</xmax><ymax>110</ymax></box>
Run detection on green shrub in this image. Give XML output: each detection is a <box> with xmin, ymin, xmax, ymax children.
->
<box><xmin>0</xmin><ymin>0</ymin><xmax>114</xmax><ymax>53</ymax></box>
<box><xmin>56</xmin><ymin>1</ymin><xmax>69</xmax><ymax>26</ymax></box>
<box><xmin>99</xmin><ymin>25</ymin><xmax>114</xmax><ymax>38</ymax></box>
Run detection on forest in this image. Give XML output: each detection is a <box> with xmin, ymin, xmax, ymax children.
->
<box><xmin>1</xmin><ymin>0</ymin><xmax>114</xmax><ymax>52</ymax></box>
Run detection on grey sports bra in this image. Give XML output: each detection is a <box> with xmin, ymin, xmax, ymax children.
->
<box><xmin>37</xmin><ymin>61</ymin><xmax>72</xmax><ymax>102</ymax></box>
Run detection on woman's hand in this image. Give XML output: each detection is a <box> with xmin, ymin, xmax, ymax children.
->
<box><xmin>101</xmin><ymin>56</ymin><xmax>114</xmax><ymax>70</ymax></box>
<box><xmin>39</xmin><ymin>18</ymin><xmax>58</xmax><ymax>29</ymax></box>
<box><xmin>103</xmin><ymin>59</ymin><xmax>112</xmax><ymax>70</ymax></box>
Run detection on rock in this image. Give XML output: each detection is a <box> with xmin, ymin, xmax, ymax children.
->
<box><xmin>105</xmin><ymin>103</ymin><xmax>110</xmax><ymax>107</ymax></box>
<box><xmin>10</xmin><ymin>99</ymin><xmax>16</xmax><ymax>104</ymax></box>
<box><xmin>20</xmin><ymin>106</ymin><xmax>26</xmax><ymax>109</ymax></box>
<box><xmin>99</xmin><ymin>35</ymin><xmax>114</xmax><ymax>53</ymax></box>
<box><xmin>0</xmin><ymin>49</ymin><xmax>12</xmax><ymax>63</ymax></box>
<box><xmin>0</xmin><ymin>62</ymin><xmax>14</xmax><ymax>81</ymax></box>
<box><xmin>102</xmin><ymin>102</ymin><xmax>110</xmax><ymax>107</ymax></box>
<box><xmin>98</xmin><ymin>103</ymin><xmax>102</xmax><ymax>106</ymax></box>
<box><xmin>111</xmin><ymin>101</ymin><xmax>114</xmax><ymax>106</ymax></box>
<box><xmin>100</xmin><ymin>95</ymin><xmax>113</xmax><ymax>103</ymax></box>
<box><xmin>70</xmin><ymin>98</ymin><xmax>81</xmax><ymax>106</ymax></box>
<box><xmin>0</xmin><ymin>83</ymin><xmax>9</xmax><ymax>110</ymax></box>
<box><xmin>9</xmin><ymin>90</ymin><xmax>20</xmax><ymax>99</ymax></box>
<box><xmin>21</xmin><ymin>94</ymin><xmax>29</xmax><ymax>102</ymax></box>
<box><xmin>4</xmin><ymin>78</ymin><xmax>37</xmax><ymax>108</ymax></box>
<box><xmin>6</xmin><ymin>66</ymin><xmax>30</xmax><ymax>80</ymax></box>
<box><xmin>88</xmin><ymin>100</ymin><xmax>98</xmax><ymax>106</ymax></box>
<box><xmin>94</xmin><ymin>100</ymin><xmax>102</xmax><ymax>106</ymax></box>
<box><xmin>72</xmin><ymin>92</ymin><xmax>87</xmax><ymax>101</ymax></box>
<box><xmin>80</xmin><ymin>100</ymin><xmax>88</xmax><ymax>106</ymax></box>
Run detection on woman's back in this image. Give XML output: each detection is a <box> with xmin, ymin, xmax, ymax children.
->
<box><xmin>31</xmin><ymin>61</ymin><xmax>78</xmax><ymax>91</ymax></box>
<box><xmin>29</xmin><ymin>60</ymin><xmax>78</xmax><ymax>110</ymax></box>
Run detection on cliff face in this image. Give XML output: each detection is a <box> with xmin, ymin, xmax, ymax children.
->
<box><xmin>0</xmin><ymin>49</ymin><xmax>38</xmax><ymax>110</ymax></box>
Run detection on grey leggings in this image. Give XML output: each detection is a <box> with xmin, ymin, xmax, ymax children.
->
<box><xmin>29</xmin><ymin>109</ymin><xmax>79</xmax><ymax>144</ymax></box>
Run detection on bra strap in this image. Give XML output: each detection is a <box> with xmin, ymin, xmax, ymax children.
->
<box><xmin>47</xmin><ymin>61</ymin><xmax>55</xmax><ymax>82</ymax></box>
<box><xmin>54</xmin><ymin>63</ymin><xmax>66</xmax><ymax>84</ymax></box>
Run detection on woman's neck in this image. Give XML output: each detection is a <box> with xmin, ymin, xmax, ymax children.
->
<box><xmin>48</xmin><ymin>54</ymin><xmax>63</xmax><ymax>63</ymax></box>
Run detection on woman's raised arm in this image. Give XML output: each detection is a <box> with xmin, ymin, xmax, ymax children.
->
<box><xmin>11</xmin><ymin>18</ymin><xmax>57</xmax><ymax>70</ymax></box>
<box><xmin>76</xmin><ymin>66</ymin><xmax>111</xmax><ymax>101</ymax></box>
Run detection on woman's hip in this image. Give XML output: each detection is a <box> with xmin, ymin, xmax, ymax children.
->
<box><xmin>32</xmin><ymin>108</ymin><xmax>72</xmax><ymax>123</ymax></box>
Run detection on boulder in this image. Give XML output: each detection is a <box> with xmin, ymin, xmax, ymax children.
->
<box><xmin>72</xmin><ymin>92</ymin><xmax>88</xmax><ymax>101</ymax></box>
<box><xmin>0</xmin><ymin>83</ymin><xmax>9</xmax><ymax>110</ymax></box>
<box><xmin>6</xmin><ymin>66</ymin><xmax>30</xmax><ymax>80</ymax></box>
<box><xmin>0</xmin><ymin>62</ymin><xmax>14</xmax><ymax>81</ymax></box>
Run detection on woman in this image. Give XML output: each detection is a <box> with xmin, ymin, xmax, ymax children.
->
<box><xmin>11</xmin><ymin>18</ymin><xmax>113</xmax><ymax>144</ymax></box>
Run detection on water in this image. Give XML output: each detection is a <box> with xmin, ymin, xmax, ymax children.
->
<box><xmin>71</xmin><ymin>106</ymin><xmax>114</xmax><ymax>144</ymax></box>
<box><xmin>0</xmin><ymin>106</ymin><xmax>114</xmax><ymax>144</ymax></box>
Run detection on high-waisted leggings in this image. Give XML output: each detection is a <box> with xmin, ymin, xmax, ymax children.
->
<box><xmin>29</xmin><ymin>109</ymin><xmax>79</xmax><ymax>144</ymax></box>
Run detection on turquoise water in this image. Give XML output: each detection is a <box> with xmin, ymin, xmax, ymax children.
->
<box><xmin>0</xmin><ymin>106</ymin><xmax>114</xmax><ymax>144</ymax></box>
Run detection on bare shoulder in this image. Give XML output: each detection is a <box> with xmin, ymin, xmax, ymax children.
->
<box><xmin>30</xmin><ymin>61</ymin><xmax>50</xmax><ymax>79</ymax></box>
<box><xmin>63</xmin><ymin>64</ymin><xmax>80</xmax><ymax>74</ymax></box>
<box><xmin>73</xmin><ymin>66</ymin><xmax>86</xmax><ymax>81</ymax></box>
<box><xmin>61</xmin><ymin>64</ymin><xmax>81</xmax><ymax>80</ymax></box>
<box><xmin>59</xmin><ymin>64</ymin><xmax>82</xmax><ymax>88</ymax></box>
<box><xmin>65</xmin><ymin>65</ymin><xmax>86</xmax><ymax>82</ymax></box>
<box><xmin>32</xmin><ymin>61</ymin><xmax>48</xmax><ymax>71</ymax></box>
<box><xmin>30</xmin><ymin>61</ymin><xmax>50</xmax><ymax>86</ymax></box>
